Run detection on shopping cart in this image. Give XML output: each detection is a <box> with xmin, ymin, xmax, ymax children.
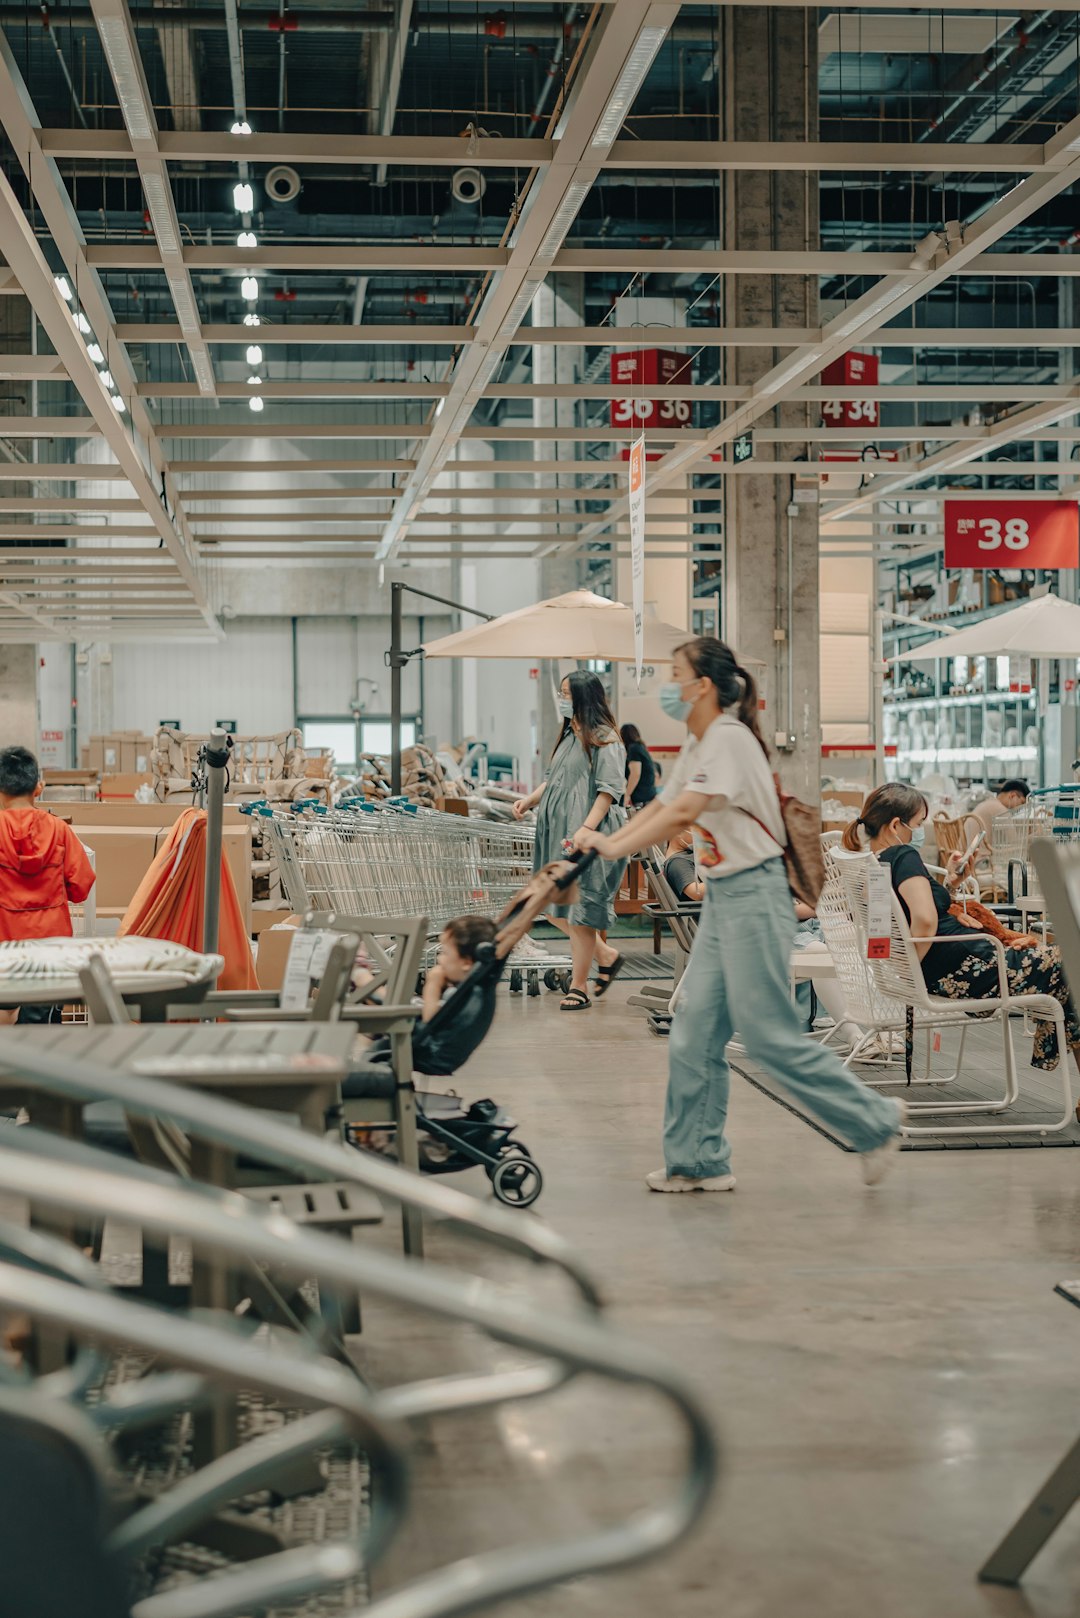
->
<box><xmin>990</xmin><ymin>786</ymin><xmax>1080</xmax><ymax>927</ymax></box>
<box><xmin>247</xmin><ymin>799</ymin><xmax>574</xmax><ymax>994</ymax></box>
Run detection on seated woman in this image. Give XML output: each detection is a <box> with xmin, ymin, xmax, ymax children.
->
<box><xmin>843</xmin><ymin>783</ymin><xmax>1080</xmax><ymax>1086</ymax></box>
<box><xmin>663</xmin><ymin>829</ymin><xmax>704</xmax><ymax>902</ymax></box>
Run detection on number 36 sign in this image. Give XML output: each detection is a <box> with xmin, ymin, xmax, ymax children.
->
<box><xmin>944</xmin><ymin>499</ymin><xmax>1079</xmax><ymax>570</ymax></box>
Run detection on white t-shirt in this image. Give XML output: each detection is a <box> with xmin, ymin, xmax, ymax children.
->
<box><xmin>660</xmin><ymin>715</ymin><xmax>785</xmax><ymax>879</ymax></box>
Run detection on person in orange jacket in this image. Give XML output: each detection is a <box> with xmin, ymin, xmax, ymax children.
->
<box><xmin>0</xmin><ymin>745</ymin><xmax>95</xmax><ymax>1024</ymax></box>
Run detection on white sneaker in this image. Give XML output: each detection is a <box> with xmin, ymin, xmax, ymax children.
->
<box><xmin>861</xmin><ymin>1099</ymin><xmax>907</xmax><ymax>1187</ymax></box>
<box><xmin>646</xmin><ymin>1169</ymin><xmax>736</xmax><ymax>1194</ymax></box>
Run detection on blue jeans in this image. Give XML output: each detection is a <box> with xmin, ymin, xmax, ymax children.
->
<box><xmin>664</xmin><ymin>859</ymin><xmax>899</xmax><ymax>1177</ymax></box>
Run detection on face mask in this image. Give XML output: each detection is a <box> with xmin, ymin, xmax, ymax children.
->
<box><xmin>555</xmin><ymin>696</ymin><xmax>574</xmax><ymax>721</ymax></box>
<box><xmin>906</xmin><ymin>825</ymin><xmax>925</xmax><ymax>849</ymax></box>
<box><xmin>659</xmin><ymin>682</ymin><xmax>693</xmax><ymax>723</ymax></box>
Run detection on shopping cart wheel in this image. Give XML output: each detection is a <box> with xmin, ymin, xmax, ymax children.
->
<box><xmin>542</xmin><ymin>968</ymin><xmax>561</xmax><ymax>992</ymax></box>
<box><xmin>509</xmin><ymin>969</ymin><xmax>523</xmax><ymax>994</ymax></box>
<box><xmin>526</xmin><ymin>970</ymin><xmax>541</xmax><ymax>998</ymax></box>
<box><xmin>489</xmin><ymin>1150</ymin><xmax>543</xmax><ymax>1209</ymax></box>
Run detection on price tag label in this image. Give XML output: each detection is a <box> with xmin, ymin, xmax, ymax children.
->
<box><xmin>866</xmin><ymin>860</ymin><xmax>892</xmax><ymax>960</ymax></box>
<box><xmin>279</xmin><ymin>929</ymin><xmax>338</xmax><ymax>1012</ymax></box>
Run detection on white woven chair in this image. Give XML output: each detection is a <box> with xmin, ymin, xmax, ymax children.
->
<box><xmin>817</xmin><ymin>847</ymin><xmax>972</xmax><ymax>1081</ymax></box>
<box><xmin>836</xmin><ymin>850</ymin><xmax>1074</xmax><ymax>1136</ymax></box>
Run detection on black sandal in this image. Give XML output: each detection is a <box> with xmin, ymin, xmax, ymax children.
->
<box><xmin>593</xmin><ymin>953</ymin><xmax>625</xmax><ymax>998</ymax></box>
<box><xmin>560</xmin><ymin>989</ymin><xmax>591</xmax><ymax>1011</ymax></box>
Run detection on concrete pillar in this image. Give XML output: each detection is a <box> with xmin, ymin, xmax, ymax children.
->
<box><xmin>0</xmin><ymin>646</ymin><xmax>39</xmax><ymax>749</ymax></box>
<box><xmin>722</xmin><ymin>6</ymin><xmax>821</xmax><ymax>803</ymax></box>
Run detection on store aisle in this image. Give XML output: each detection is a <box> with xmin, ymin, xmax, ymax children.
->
<box><xmin>362</xmin><ymin>986</ymin><xmax>1080</xmax><ymax>1618</ymax></box>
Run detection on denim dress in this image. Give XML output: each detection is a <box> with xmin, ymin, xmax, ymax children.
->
<box><xmin>533</xmin><ymin>730</ymin><xmax>628</xmax><ymax>929</ymax></box>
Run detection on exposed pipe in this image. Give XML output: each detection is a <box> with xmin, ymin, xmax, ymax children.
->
<box><xmin>917</xmin><ymin>10</ymin><xmax>1055</xmax><ymax>141</ymax></box>
<box><xmin>528</xmin><ymin>3</ymin><xmax>579</xmax><ymax>133</ymax></box>
<box><xmin>39</xmin><ymin>4</ymin><xmax>89</xmax><ymax>128</ymax></box>
<box><xmin>17</xmin><ymin>5</ymin><xmax>718</xmax><ymax>37</ymax></box>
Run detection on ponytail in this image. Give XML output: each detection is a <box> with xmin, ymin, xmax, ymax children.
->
<box><xmin>676</xmin><ymin>637</ymin><xmax>770</xmax><ymax>759</ymax></box>
<box><xmin>841</xmin><ymin>818</ymin><xmax>865</xmax><ymax>852</ymax></box>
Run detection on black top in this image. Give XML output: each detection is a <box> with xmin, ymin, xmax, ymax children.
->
<box><xmin>880</xmin><ymin>844</ymin><xmax>991</xmax><ymax>980</ymax></box>
<box><xmin>664</xmin><ymin>851</ymin><xmax>699</xmax><ymax>902</ymax></box>
<box><xmin>626</xmin><ymin>741</ymin><xmax>658</xmax><ymax>806</ymax></box>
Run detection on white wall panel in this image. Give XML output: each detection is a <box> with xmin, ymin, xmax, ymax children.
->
<box><xmin>110</xmin><ymin>618</ymin><xmax>293</xmax><ymax>735</ymax></box>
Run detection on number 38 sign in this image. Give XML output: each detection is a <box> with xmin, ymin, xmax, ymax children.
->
<box><xmin>944</xmin><ymin>500</ymin><xmax>1079</xmax><ymax>570</ymax></box>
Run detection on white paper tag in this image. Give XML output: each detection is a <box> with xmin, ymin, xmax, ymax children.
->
<box><xmin>866</xmin><ymin>860</ymin><xmax>892</xmax><ymax>960</ymax></box>
<box><xmin>279</xmin><ymin>929</ymin><xmax>338</xmax><ymax>1012</ymax></box>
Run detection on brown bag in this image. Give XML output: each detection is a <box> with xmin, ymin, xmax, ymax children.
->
<box><xmin>739</xmin><ymin>775</ymin><xmax>825</xmax><ymax>908</ymax></box>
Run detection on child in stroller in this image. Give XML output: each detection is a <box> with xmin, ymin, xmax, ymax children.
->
<box><xmin>346</xmin><ymin>914</ymin><xmax>543</xmax><ymax>1208</ymax></box>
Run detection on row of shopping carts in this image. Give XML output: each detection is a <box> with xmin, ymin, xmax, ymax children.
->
<box><xmin>245</xmin><ymin>796</ymin><xmax>574</xmax><ymax>993</ymax></box>
<box><xmin>989</xmin><ymin>786</ymin><xmax>1080</xmax><ymax>920</ymax></box>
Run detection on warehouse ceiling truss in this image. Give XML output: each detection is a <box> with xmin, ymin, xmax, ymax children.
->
<box><xmin>2</xmin><ymin>0</ymin><xmax>1080</xmax><ymax>631</ymax></box>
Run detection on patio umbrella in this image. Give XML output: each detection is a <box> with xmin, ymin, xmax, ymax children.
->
<box><xmin>421</xmin><ymin>589</ymin><xmax>690</xmax><ymax>662</ymax></box>
<box><xmin>903</xmin><ymin>592</ymin><xmax>1080</xmax><ymax>662</ymax></box>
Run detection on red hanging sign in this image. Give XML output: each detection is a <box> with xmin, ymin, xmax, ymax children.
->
<box><xmin>820</xmin><ymin>351</ymin><xmax>879</xmax><ymax>428</ymax></box>
<box><xmin>610</xmin><ymin>349</ymin><xmax>694</xmax><ymax>432</ymax></box>
<box><xmin>944</xmin><ymin>500</ymin><xmax>1079</xmax><ymax>569</ymax></box>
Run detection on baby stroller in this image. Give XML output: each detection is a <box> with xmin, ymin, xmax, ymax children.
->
<box><xmin>347</xmin><ymin>851</ymin><xmax>596</xmax><ymax>1210</ymax></box>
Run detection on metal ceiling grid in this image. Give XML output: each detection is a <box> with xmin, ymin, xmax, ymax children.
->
<box><xmin>1</xmin><ymin>1</ymin><xmax>1080</xmax><ymax>619</ymax></box>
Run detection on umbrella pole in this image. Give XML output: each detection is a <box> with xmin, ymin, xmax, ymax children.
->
<box><xmin>390</xmin><ymin>582</ymin><xmax>404</xmax><ymax>795</ymax></box>
<box><xmin>202</xmin><ymin>730</ymin><xmax>230</xmax><ymax>959</ymax></box>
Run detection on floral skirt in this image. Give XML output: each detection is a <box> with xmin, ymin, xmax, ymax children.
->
<box><xmin>913</xmin><ymin>940</ymin><xmax>1080</xmax><ymax>1071</ymax></box>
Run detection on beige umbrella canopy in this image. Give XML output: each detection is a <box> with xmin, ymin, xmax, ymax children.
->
<box><xmin>422</xmin><ymin>589</ymin><xmax>691</xmax><ymax>663</ymax></box>
<box><xmin>903</xmin><ymin>592</ymin><xmax>1080</xmax><ymax>662</ymax></box>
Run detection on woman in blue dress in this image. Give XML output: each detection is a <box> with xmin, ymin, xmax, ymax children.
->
<box><xmin>513</xmin><ymin>672</ymin><xmax>628</xmax><ymax>1009</ymax></box>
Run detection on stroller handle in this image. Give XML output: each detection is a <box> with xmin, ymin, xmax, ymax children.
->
<box><xmin>553</xmin><ymin>847</ymin><xmax>598</xmax><ymax>890</ymax></box>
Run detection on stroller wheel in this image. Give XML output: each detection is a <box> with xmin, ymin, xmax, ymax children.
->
<box><xmin>490</xmin><ymin>1153</ymin><xmax>543</xmax><ymax>1209</ymax></box>
<box><xmin>509</xmin><ymin>968</ymin><xmax>523</xmax><ymax>994</ymax></box>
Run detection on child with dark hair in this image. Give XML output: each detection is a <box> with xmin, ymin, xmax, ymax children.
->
<box><xmin>0</xmin><ymin>745</ymin><xmax>96</xmax><ymax>1024</ymax></box>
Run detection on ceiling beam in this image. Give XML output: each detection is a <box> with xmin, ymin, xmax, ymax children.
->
<box><xmin>37</xmin><ymin>127</ymin><xmax>1056</xmax><ymax>175</ymax></box>
<box><xmin>41</xmin><ymin>128</ymin><xmax>554</xmax><ymax>168</ymax></box>
<box><xmin>89</xmin><ymin>0</ymin><xmax>216</xmax><ymax>397</ymax></box>
<box><xmin>0</xmin><ymin>30</ymin><xmax>215</xmax><ymax>632</ymax></box>
<box><xmin>117</xmin><ymin>323</ymin><xmax>474</xmax><ymax>346</ymax></box>
<box><xmin>0</xmin><ymin>418</ymin><xmax>101</xmax><ymax>436</ymax></box>
<box><xmin>136</xmin><ymin>380</ymin><xmax>1080</xmax><ymax>405</ymax></box>
<box><xmin>572</xmin><ymin>108</ymin><xmax>1080</xmax><ymax>550</ymax></box>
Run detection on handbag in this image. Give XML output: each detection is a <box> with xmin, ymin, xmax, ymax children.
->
<box><xmin>738</xmin><ymin>775</ymin><xmax>825</xmax><ymax>908</ymax></box>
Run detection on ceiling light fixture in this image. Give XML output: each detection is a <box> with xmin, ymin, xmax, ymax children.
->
<box><xmin>232</xmin><ymin>182</ymin><xmax>254</xmax><ymax>213</ymax></box>
<box><xmin>139</xmin><ymin>169</ymin><xmax>181</xmax><ymax>259</ymax></box>
<box><xmin>245</xmin><ymin>344</ymin><xmax>263</xmax><ymax>366</ymax></box>
<box><xmin>246</xmin><ymin>374</ymin><xmax>262</xmax><ymax>386</ymax></box>
<box><xmin>54</xmin><ymin>275</ymin><xmax>73</xmax><ymax>301</ymax></box>
<box><xmin>99</xmin><ymin>370</ymin><xmax>114</xmax><ymax>389</ymax></box>
<box><xmin>249</xmin><ymin>395</ymin><xmax>264</xmax><ymax>413</ymax></box>
<box><xmin>86</xmin><ymin>343</ymin><xmax>104</xmax><ymax>365</ymax></box>
<box><xmin>74</xmin><ymin>312</ymin><xmax>92</xmax><ymax>335</ymax></box>
<box><xmin>111</xmin><ymin>395</ymin><xmax>126</xmax><ymax>413</ymax></box>
<box><xmin>236</xmin><ymin>230</ymin><xmax>257</xmax><ymax>249</ymax></box>
<box><xmin>589</xmin><ymin>23</ymin><xmax>669</xmax><ymax>149</ymax></box>
<box><xmin>241</xmin><ymin>276</ymin><xmax>259</xmax><ymax>301</ymax></box>
<box><xmin>95</xmin><ymin>13</ymin><xmax>155</xmax><ymax>142</ymax></box>
<box><xmin>243</xmin><ymin>313</ymin><xmax>261</xmax><ymax>327</ymax></box>
<box><xmin>533</xmin><ymin>179</ymin><xmax>593</xmax><ymax>265</ymax></box>
<box><xmin>230</xmin><ymin>119</ymin><xmax>252</xmax><ymax>135</ymax></box>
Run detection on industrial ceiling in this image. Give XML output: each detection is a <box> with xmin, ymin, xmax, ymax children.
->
<box><xmin>2</xmin><ymin>1</ymin><xmax>1080</xmax><ymax>636</ymax></box>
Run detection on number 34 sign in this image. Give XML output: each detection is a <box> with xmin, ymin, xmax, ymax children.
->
<box><xmin>944</xmin><ymin>499</ymin><xmax>1079</xmax><ymax>570</ymax></box>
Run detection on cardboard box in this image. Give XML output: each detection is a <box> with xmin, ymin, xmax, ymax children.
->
<box><xmin>256</xmin><ymin>919</ymin><xmax>303</xmax><ymax>991</ymax></box>
<box><xmin>100</xmin><ymin>773</ymin><xmax>152</xmax><ymax>800</ymax></box>
<box><xmin>74</xmin><ymin>825</ymin><xmax>165</xmax><ymax>911</ymax></box>
<box><xmin>69</xmin><ymin>812</ymin><xmax>251</xmax><ymax>925</ymax></box>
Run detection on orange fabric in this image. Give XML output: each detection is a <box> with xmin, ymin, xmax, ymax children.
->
<box><xmin>948</xmin><ymin>897</ymin><xmax>1037</xmax><ymax>949</ymax></box>
<box><xmin>0</xmin><ymin>807</ymin><xmax>95</xmax><ymax>941</ymax></box>
<box><xmin>119</xmin><ymin>807</ymin><xmax>257</xmax><ymax>990</ymax></box>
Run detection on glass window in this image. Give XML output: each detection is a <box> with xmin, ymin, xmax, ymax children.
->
<box><xmin>300</xmin><ymin>719</ymin><xmax>357</xmax><ymax>770</ymax></box>
<box><xmin>359</xmin><ymin>719</ymin><xmax>416</xmax><ymax>755</ymax></box>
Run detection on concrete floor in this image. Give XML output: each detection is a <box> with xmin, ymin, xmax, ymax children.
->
<box><xmin>361</xmin><ymin>983</ymin><xmax>1080</xmax><ymax>1618</ymax></box>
